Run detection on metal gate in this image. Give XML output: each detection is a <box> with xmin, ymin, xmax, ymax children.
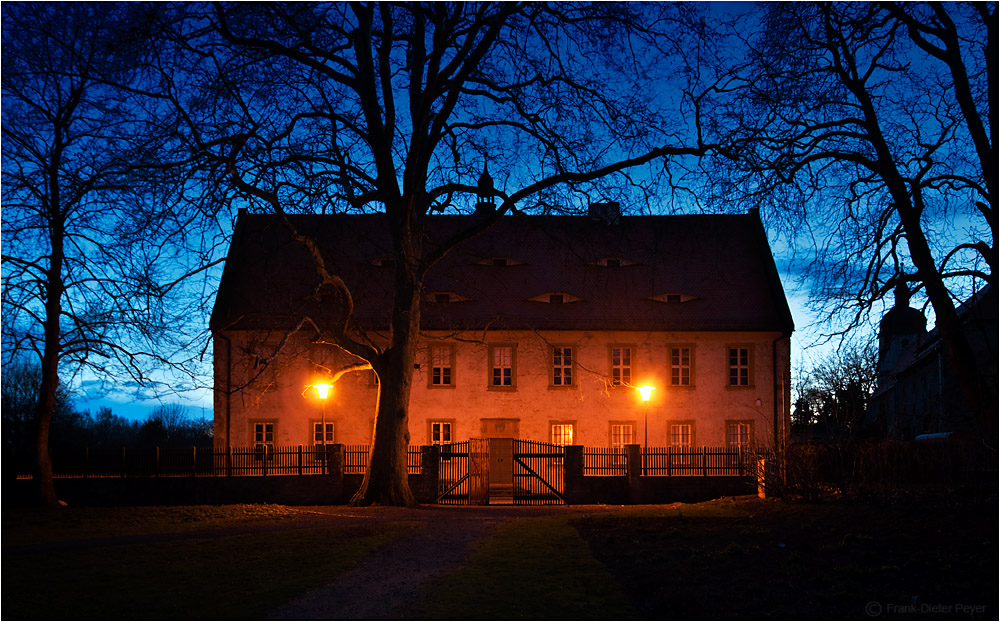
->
<box><xmin>437</xmin><ymin>439</ymin><xmax>565</xmax><ymax>505</ymax></box>
<box><xmin>437</xmin><ymin>440</ymin><xmax>489</xmax><ymax>505</ymax></box>
<box><xmin>513</xmin><ymin>439</ymin><xmax>565</xmax><ymax>505</ymax></box>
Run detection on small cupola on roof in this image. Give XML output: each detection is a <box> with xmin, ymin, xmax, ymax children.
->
<box><xmin>475</xmin><ymin>162</ymin><xmax>496</xmax><ymax>215</ymax></box>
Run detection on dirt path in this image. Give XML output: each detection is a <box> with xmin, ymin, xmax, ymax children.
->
<box><xmin>267</xmin><ymin>505</ymin><xmax>592</xmax><ymax>620</ymax></box>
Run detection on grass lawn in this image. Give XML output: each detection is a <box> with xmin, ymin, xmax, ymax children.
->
<box><xmin>412</xmin><ymin>515</ymin><xmax>637</xmax><ymax>620</ymax></box>
<box><xmin>3</xmin><ymin>496</ymin><xmax>996</xmax><ymax>620</ymax></box>
<box><xmin>3</xmin><ymin>505</ymin><xmax>414</xmax><ymax>620</ymax></box>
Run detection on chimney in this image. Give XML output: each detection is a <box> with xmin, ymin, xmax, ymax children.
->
<box><xmin>588</xmin><ymin>201</ymin><xmax>621</xmax><ymax>225</ymax></box>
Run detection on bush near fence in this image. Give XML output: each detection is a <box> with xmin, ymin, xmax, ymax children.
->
<box><xmin>782</xmin><ymin>440</ymin><xmax>997</xmax><ymax>499</ymax></box>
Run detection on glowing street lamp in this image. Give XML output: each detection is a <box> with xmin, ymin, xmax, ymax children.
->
<box><xmin>313</xmin><ymin>383</ymin><xmax>333</xmax><ymax>473</ymax></box>
<box><xmin>637</xmin><ymin>385</ymin><xmax>655</xmax><ymax>475</ymax></box>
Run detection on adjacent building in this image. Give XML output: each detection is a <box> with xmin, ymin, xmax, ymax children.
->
<box><xmin>210</xmin><ymin>204</ymin><xmax>794</xmax><ymax>455</ymax></box>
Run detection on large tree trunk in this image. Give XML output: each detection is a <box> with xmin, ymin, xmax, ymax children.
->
<box><xmin>33</xmin><ymin>358</ymin><xmax>60</xmax><ymax>508</ymax></box>
<box><xmin>350</xmin><ymin>224</ymin><xmax>421</xmax><ymax>506</ymax></box>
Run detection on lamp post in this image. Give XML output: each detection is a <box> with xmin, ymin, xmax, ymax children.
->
<box><xmin>637</xmin><ymin>385</ymin><xmax>655</xmax><ymax>475</ymax></box>
<box><xmin>314</xmin><ymin>383</ymin><xmax>333</xmax><ymax>474</ymax></box>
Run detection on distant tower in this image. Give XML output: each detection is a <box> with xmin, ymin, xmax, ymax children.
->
<box><xmin>877</xmin><ymin>282</ymin><xmax>928</xmax><ymax>382</ymax></box>
<box><xmin>475</xmin><ymin>161</ymin><xmax>496</xmax><ymax>215</ymax></box>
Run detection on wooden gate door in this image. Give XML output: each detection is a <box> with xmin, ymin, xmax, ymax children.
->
<box><xmin>512</xmin><ymin>440</ymin><xmax>566</xmax><ymax>505</ymax></box>
<box><xmin>437</xmin><ymin>439</ymin><xmax>490</xmax><ymax>505</ymax></box>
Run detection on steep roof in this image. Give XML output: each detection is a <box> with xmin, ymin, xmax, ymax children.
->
<box><xmin>210</xmin><ymin>211</ymin><xmax>794</xmax><ymax>335</ymax></box>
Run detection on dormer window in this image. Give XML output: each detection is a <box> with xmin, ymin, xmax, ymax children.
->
<box><xmin>528</xmin><ymin>292</ymin><xmax>582</xmax><ymax>304</ymax></box>
<box><xmin>650</xmin><ymin>293</ymin><xmax>696</xmax><ymax>304</ymax></box>
<box><xmin>476</xmin><ymin>257</ymin><xmax>524</xmax><ymax>267</ymax></box>
<box><xmin>426</xmin><ymin>291</ymin><xmax>471</xmax><ymax>303</ymax></box>
<box><xmin>592</xmin><ymin>257</ymin><xmax>636</xmax><ymax>267</ymax></box>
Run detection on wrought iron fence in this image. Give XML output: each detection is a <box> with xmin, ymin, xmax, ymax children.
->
<box><xmin>583</xmin><ymin>446</ymin><xmax>628</xmax><ymax>476</ymax></box>
<box><xmin>343</xmin><ymin>444</ymin><xmax>423</xmax><ymax>475</ymax></box>
<box><xmin>13</xmin><ymin>444</ymin><xmax>423</xmax><ymax>478</ymax></box>
<box><xmin>641</xmin><ymin>446</ymin><xmax>769</xmax><ymax>476</ymax></box>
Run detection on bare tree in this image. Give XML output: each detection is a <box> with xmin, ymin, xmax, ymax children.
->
<box><xmin>175</xmin><ymin>3</ymin><xmax>717</xmax><ymax>505</ymax></box>
<box><xmin>793</xmin><ymin>343</ymin><xmax>879</xmax><ymax>440</ymax></box>
<box><xmin>708</xmin><ymin>2</ymin><xmax>995</xmax><ymax>440</ymax></box>
<box><xmin>1</xmin><ymin>4</ymin><xmax>218</xmax><ymax>506</ymax></box>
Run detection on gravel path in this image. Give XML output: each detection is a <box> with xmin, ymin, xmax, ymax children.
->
<box><xmin>267</xmin><ymin>505</ymin><xmax>568</xmax><ymax>620</ymax></box>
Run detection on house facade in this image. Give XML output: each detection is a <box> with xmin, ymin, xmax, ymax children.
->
<box><xmin>210</xmin><ymin>205</ymin><xmax>794</xmax><ymax>455</ymax></box>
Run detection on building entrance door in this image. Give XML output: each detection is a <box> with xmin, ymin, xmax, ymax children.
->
<box><xmin>480</xmin><ymin>418</ymin><xmax>519</xmax><ymax>501</ymax></box>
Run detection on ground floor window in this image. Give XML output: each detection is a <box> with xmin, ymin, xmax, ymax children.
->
<box><xmin>313</xmin><ymin>421</ymin><xmax>334</xmax><ymax>460</ymax></box>
<box><xmin>252</xmin><ymin>422</ymin><xmax>275</xmax><ymax>461</ymax></box>
<box><xmin>610</xmin><ymin>423</ymin><xmax>634</xmax><ymax>447</ymax></box>
<box><xmin>668</xmin><ymin>422</ymin><xmax>695</xmax><ymax>465</ymax></box>
<box><xmin>726</xmin><ymin>421</ymin><xmax>754</xmax><ymax>447</ymax></box>
<box><xmin>550</xmin><ymin>423</ymin><xmax>574</xmax><ymax>446</ymax></box>
<box><xmin>430</xmin><ymin>420</ymin><xmax>453</xmax><ymax>444</ymax></box>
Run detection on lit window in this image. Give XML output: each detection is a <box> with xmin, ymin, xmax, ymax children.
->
<box><xmin>729</xmin><ymin>347</ymin><xmax>751</xmax><ymax>386</ymax></box>
<box><xmin>610</xmin><ymin>347</ymin><xmax>632</xmax><ymax>386</ymax></box>
<box><xmin>552</xmin><ymin>347</ymin><xmax>573</xmax><ymax>386</ymax></box>
<box><xmin>551</xmin><ymin>423</ymin><xmax>574</xmax><ymax>446</ymax></box>
<box><xmin>429</xmin><ymin>345</ymin><xmax>454</xmax><ymax>387</ymax></box>
<box><xmin>670</xmin><ymin>347</ymin><xmax>692</xmax><ymax>386</ymax></box>
<box><xmin>490</xmin><ymin>345</ymin><xmax>515</xmax><ymax>388</ymax></box>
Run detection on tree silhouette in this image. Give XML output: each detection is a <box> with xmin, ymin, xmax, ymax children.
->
<box><xmin>176</xmin><ymin>3</ymin><xmax>717</xmax><ymax>504</ymax></box>
<box><xmin>709</xmin><ymin>2</ymin><xmax>995</xmax><ymax>439</ymax></box>
<box><xmin>1</xmin><ymin>4</ymin><xmax>220</xmax><ymax>506</ymax></box>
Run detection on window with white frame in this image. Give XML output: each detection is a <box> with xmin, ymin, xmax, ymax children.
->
<box><xmin>429</xmin><ymin>345</ymin><xmax>454</xmax><ymax>387</ymax></box>
<box><xmin>669</xmin><ymin>422</ymin><xmax>695</xmax><ymax>465</ymax></box>
<box><xmin>551</xmin><ymin>423</ymin><xmax>574</xmax><ymax>446</ymax></box>
<box><xmin>252</xmin><ymin>422</ymin><xmax>275</xmax><ymax>461</ymax></box>
<box><xmin>670</xmin><ymin>347</ymin><xmax>692</xmax><ymax>386</ymax></box>
<box><xmin>489</xmin><ymin>345</ymin><xmax>515</xmax><ymax>388</ymax></box>
<box><xmin>610</xmin><ymin>346</ymin><xmax>632</xmax><ymax>386</ymax></box>
<box><xmin>670</xmin><ymin>423</ymin><xmax>693</xmax><ymax>448</ymax></box>
<box><xmin>610</xmin><ymin>423</ymin><xmax>635</xmax><ymax>447</ymax></box>
<box><xmin>728</xmin><ymin>347</ymin><xmax>751</xmax><ymax>386</ymax></box>
<box><xmin>430</xmin><ymin>421</ymin><xmax>453</xmax><ymax>445</ymax></box>
<box><xmin>552</xmin><ymin>347</ymin><xmax>573</xmax><ymax>386</ymax></box>
<box><xmin>313</xmin><ymin>421</ymin><xmax>335</xmax><ymax>460</ymax></box>
<box><xmin>726</xmin><ymin>421</ymin><xmax>754</xmax><ymax>447</ymax></box>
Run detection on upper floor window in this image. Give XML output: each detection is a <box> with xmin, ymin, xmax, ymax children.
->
<box><xmin>528</xmin><ymin>291</ymin><xmax>582</xmax><ymax>303</ymax></box>
<box><xmin>610</xmin><ymin>346</ymin><xmax>632</xmax><ymax>386</ymax></box>
<box><xmin>728</xmin><ymin>347</ymin><xmax>752</xmax><ymax>386</ymax></box>
<box><xmin>670</xmin><ymin>346</ymin><xmax>693</xmax><ymax>386</ymax></box>
<box><xmin>429</xmin><ymin>345</ymin><xmax>455</xmax><ymax>387</ymax></box>
<box><xmin>552</xmin><ymin>347</ymin><xmax>573</xmax><ymax>386</ymax></box>
<box><xmin>489</xmin><ymin>344</ymin><xmax>516</xmax><ymax>389</ymax></box>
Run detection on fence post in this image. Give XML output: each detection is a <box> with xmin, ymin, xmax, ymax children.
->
<box><xmin>226</xmin><ymin>446</ymin><xmax>233</xmax><ymax>477</ymax></box>
<box><xmin>625</xmin><ymin>444</ymin><xmax>642</xmax><ymax>503</ymax></box>
<box><xmin>298</xmin><ymin>445</ymin><xmax>303</xmax><ymax>476</ymax></box>
<box><xmin>702</xmin><ymin>446</ymin><xmax>708</xmax><ymax>477</ymax></box>
<box><xmin>562</xmin><ymin>445</ymin><xmax>584</xmax><ymax>504</ymax></box>
<box><xmin>192</xmin><ymin>446</ymin><xmax>197</xmax><ymax>477</ymax></box>
<box><xmin>667</xmin><ymin>446</ymin><xmax>672</xmax><ymax>477</ymax></box>
<box><xmin>155</xmin><ymin>447</ymin><xmax>160</xmax><ymax>478</ymax></box>
<box><xmin>121</xmin><ymin>447</ymin><xmax>127</xmax><ymax>478</ymax></box>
